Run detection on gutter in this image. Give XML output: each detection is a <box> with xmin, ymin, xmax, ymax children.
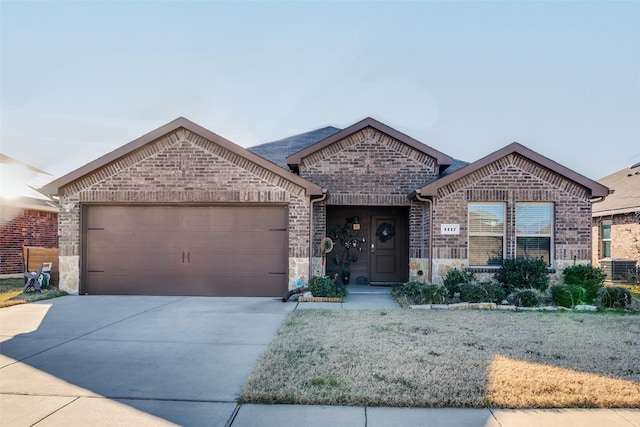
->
<box><xmin>413</xmin><ymin>189</ymin><xmax>434</xmax><ymax>283</ymax></box>
<box><xmin>309</xmin><ymin>189</ymin><xmax>328</xmax><ymax>281</ymax></box>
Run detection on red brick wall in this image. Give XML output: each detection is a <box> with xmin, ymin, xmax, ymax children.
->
<box><xmin>430</xmin><ymin>154</ymin><xmax>593</xmax><ymax>280</ymax></box>
<box><xmin>0</xmin><ymin>209</ymin><xmax>58</xmax><ymax>274</ymax></box>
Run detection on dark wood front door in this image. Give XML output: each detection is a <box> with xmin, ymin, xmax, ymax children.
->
<box><xmin>369</xmin><ymin>214</ymin><xmax>408</xmax><ymax>283</ymax></box>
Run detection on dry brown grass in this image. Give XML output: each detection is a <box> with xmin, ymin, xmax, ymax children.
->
<box><xmin>240</xmin><ymin>309</ymin><xmax>640</xmax><ymax>408</ymax></box>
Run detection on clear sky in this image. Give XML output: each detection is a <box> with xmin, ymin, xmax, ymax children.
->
<box><xmin>1</xmin><ymin>0</ymin><xmax>639</xmax><ymax>182</ymax></box>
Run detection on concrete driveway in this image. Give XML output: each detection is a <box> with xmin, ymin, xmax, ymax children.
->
<box><xmin>0</xmin><ymin>295</ymin><xmax>295</xmax><ymax>426</ymax></box>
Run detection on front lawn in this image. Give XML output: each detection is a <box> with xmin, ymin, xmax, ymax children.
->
<box><xmin>0</xmin><ymin>277</ymin><xmax>67</xmax><ymax>308</ymax></box>
<box><xmin>240</xmin><ymin>309</ymin><xmax>640</xmax><ymax>408</ymax></box>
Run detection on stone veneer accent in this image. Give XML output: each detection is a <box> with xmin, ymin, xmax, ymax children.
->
<box><xmin>57</xmin><ymin>128</ymin><xmax>312</xmax><ymax>294</ymax></box>
<box><xmin>430</xmin><ymin>154</ymin><xmax>594</xmax><ymax>283</ymax></box>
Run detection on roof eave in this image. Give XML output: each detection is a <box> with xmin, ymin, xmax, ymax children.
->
<box><xmin>43</xmin><ymin>117</ymin><xmax>325</xmax><ymax>197</ymax></box>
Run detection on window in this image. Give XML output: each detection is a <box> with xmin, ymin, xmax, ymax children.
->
<box><xmin>601</xmin><ymin>219</ymin><xmax>611</xmax><ymax>258</ymax></box>
<box><xmin>468</xmin><ymin>203</ymin><xmax>505</xmax><ymax>266</ymax></box>
<box><xmin>516</xmin><ymin>203</ymin><xmax>553</xmax><ymax>266</ymax></box>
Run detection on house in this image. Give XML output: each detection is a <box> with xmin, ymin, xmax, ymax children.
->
<box><xmin>0</xmin><ymin>154</ymin><xmax>59</xmax><ymax>277</ymax></box>
<box><xmin>591</xmin><ymin>163</ymin><xmax>640</xmax><ymax>281</ymax></box>
<box><xmin>42</xmin><ymin>117</ymin><xmax>609</xmax><ymax>296</ymax></box>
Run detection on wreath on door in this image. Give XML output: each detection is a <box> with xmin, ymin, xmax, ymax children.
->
<box><xmin>376</xmin><ymin>222</ymin><xmax>395</xmax><ymax>242</ymax></box>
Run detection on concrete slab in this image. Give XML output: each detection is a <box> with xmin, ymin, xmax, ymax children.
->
<box><xmin>34</xmin><ymin>396</ymin><xmax>179</xmax><ymax>426</ymax></box>
<box><xmin>0</xmin><ymin>394</ymin><xmax>76</xmax><ymax>427</ymax></box>
<box><xmin>231</xmin><ymin>404</ymin><xmax>365</xmax><ymax>427</ymax></box>
<box><xmin>492</xmin><ymin>409</ymin><xmax>640</xmax><ymax>427</ymax></box>
<box><xmin>0</xmin><ymin>296</ymin><xmax>186</xmax><ymax>340</ymax></box>
<box><xmin>0</xmin><ymin>336</ymin><xmax>68</xmax><ymax>367</ymax></box>
<box><xmin>0</xmin><ymin>339</ymin><xmax>265</xmax><ymax>401</ymax></box>
<box><xmin>367</xmin><ymin>407</ymin><xmax>500</xmax><ymax>427</ymax></box>
<box><xmin>342</xmin><ymin>293</ymin><xmax>400</xmax><ymax>310</ymax></box>
<box><xmin>294</xmin><ymin>285</ymin><xmax>399</xmax><ymax>311</ymax></box>
<box><xmin>0</xmin><ymin>296</ymin><xmax>293</xmax><ymax>426</ymax></box>
<box><xmin>33</xmin><ymin>397</ymin><xmax>237</xmax><ymax>427</ymax></box>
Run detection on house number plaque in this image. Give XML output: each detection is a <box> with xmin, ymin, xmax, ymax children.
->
<box><xmin>441</xmin><ymin>224</ymin><xmax>460</xmax><ymax>235</ymax></box>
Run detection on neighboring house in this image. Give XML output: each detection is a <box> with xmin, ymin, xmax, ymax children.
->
<box><xmin>591</xmin><ymin>163</ymin><xmax>640</xmax><ymax>281</ymax></box>
<box><xmin>42</xmin><ymin>117</ymin><xmax>609</xmax><ymax>296</ymax></box>
<box><xmin>0</xmin><ymin>154</ymin><xmax>59</xmax><ymax>275</ymax></box>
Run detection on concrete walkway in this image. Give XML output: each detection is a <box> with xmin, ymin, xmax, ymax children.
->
<box><xmin>1</xmin><ymin>288</ymin><xmax>638</xmax><ymax>426</ymax></box>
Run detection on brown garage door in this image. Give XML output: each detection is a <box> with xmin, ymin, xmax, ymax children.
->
<box><xmin>83</xmin><ymin>205</ymin><xmax>288</xmax><ymax>296</ymax></box>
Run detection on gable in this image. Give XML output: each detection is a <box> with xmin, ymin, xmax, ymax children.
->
<box><xmin>299</xmin><ymin>126</ymin><xmax>440</xmax><ymax>203</ymax></box>
<box><xmin>286</xmin><ymin>117</ymin><xmax>453</xmax><ymax>171</ymax></box>
<box><xmin>416</xmin><ymin>142</ymin><xmax>609</xmax><ymax>200</ymax></box>
<box><xmin>44</xmin><ymin>117</ymin><xmax>323</xmax><ymax>198</ymax></box>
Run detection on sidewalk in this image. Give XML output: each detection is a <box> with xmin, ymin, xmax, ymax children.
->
<box><xmin>229</xmin><ymin>404</ymin><xmax>640</xmax><ymax>427</ymax></box>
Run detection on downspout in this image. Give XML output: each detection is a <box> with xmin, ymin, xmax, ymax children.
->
<box><xmin>414</xmin><ymin>189</ymin><xmax>434</xmax><ymax>283</ymax></box>
<box><xmin>309</xmin><ymin>189</ymin><xmax>328</xmax><ymax>281</ymax></box>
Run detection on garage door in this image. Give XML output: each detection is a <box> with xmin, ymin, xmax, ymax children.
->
<box><xmin>83</xmin><ymin>205</ymin><xmax>288</xmax><ymax>296</ymax></box>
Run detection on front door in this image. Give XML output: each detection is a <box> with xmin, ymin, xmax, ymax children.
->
<box><xmin>369</xmin><ymin>214</ymin><xmax>408</xmax><ymax>283</ymax></box>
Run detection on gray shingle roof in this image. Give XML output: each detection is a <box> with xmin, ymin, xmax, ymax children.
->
<box><xmin>593</xmin><ymin>163</ymin><xmax>640</xmax><ymax>216</ymax></box>
<box><xmin>248</xmin><ymin>126</ymin><xmax>341</xmax><ymax>169</ymax></box>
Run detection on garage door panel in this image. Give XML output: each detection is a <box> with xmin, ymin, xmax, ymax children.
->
<box><xmin>84</xmin><ymin>205</ymin><xmax>288</xmax><ymax>296</ymax></box>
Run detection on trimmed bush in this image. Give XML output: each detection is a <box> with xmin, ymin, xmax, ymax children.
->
<box><xmin>392</xmin><ymin>282</ymin><xmax>447</xmax><ymax>306</ymax></box>
<box><xmin>494</xmin><ymin>258</ymin><xmax>550</xmax><ymax>293</ymax></box>
<box><xmin>442</xmin><ymin>269</ymin><xmax>476</xmax><ymax>297</ymax></box>
<box><xmin>511</xmin><ymin>288</ymin><xmax>542</xmax><ymax>307</ymax></box>
<box><xmin>308</xmin><ymin>276</ymin><xmax>344</xmax><ymax>298</ymax></box>
<box><xmin>562</xmin><ymin>264</ymin><xmax>606</xmax><ymax>303</ymax></box>
<box><xmin>550</xmin><ymin>284</ymin><xmax>587</xmax><ymax>308</ymax></box>
<box><xmin>597</xmin><ymin>286</ymin><xmax>632</xmax><ymax>309</ymax></box>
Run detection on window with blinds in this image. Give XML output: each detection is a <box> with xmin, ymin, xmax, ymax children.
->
<box><xmin>515</xmin><ymin>203</ymin><xmax>553</xmax><ymax>266</ymax></box>
<box><xmin>468</xmin><ymin>203</ymin><xmax>505</xmax><ymax>266</ymax></box>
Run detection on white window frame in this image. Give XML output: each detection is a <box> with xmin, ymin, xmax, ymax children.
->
<box><xmin>515</xmin><ymin>202</ymin><xmax>554</xmax><ymax>267</ymax></box>
<box><xmin>468</xmin><ymin>202</ymin><xmax>506</xmax><ymax>267</ymax></box>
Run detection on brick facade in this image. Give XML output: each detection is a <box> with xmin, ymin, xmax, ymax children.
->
<box><xmin>592</xmin><ymin>213</ymin><xmax>640</xmax><ymax>265</ymax></box>
<box><xmin>56</xmin><ymin>128</ymin><xmax>313</xmax><ymax>293</ymax></box>
<box><xmin>0</xmin><ymin>208</ymin><xmax>58</xmax><ymax>274</ymax></box>
<box><xmin>47</xmin><ymin>117</ymin><xmax>604</xmax><ymax>294</ymax></box>
<box><xmin>430</xmin><ymin>154</ymin><xmax>593</xmax><ymax>282</ymax></box>
<box><xmin>295</xmin><ymin>127</ymin><xmax>438</xmax><ymax>279</ymax></box>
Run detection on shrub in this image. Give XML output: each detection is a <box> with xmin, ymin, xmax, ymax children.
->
<box><xmin>308</xmin><ymin>276</ymin><xmax>343</xmax><ymax>298</ymax></box>
<box><xmin>483</xmin><ymin>280</ymin><xmax>506</xmax><ymax>304</ymax></box>
<box><xmin>495</xmin><ymin>258</ymin><xmax>550</xmax><ymax>293</ymax></box>
<box><xmin>562</xmin><ymin>264</ymin><xmax>606</xmax><ymax>303</ymax></box>
<box><xmin>597</xmin><ymin>286</ymin><xmax>632</xmax><ymax>309</ymax></box>
<box><xmin>392</xmin><ymin>282</ymin><xmax>447</xmax><ymax>306</ymax></box>
<box><xmin>459</xmin><ymin>280</ymin><xmax>504</xmax><ymax>303</ymax></box>
<box><xmin>550</xmin><ymin>284</ymin><xmax>587</xmax><ymax>308</ymax></box>
<box><xmin>459</xmin><ymin>282</ymin><xmax>487</xmax><ymax>303</ymax></box>
<box><xmin>511</xmin><ymin>288</ymin><xmax>542</xmax><ymax>307</ymax></box>
<box><xmin>442</xmin><ymin>269</ymin><xmax>476</xmax><ymax>297</ymax></box>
